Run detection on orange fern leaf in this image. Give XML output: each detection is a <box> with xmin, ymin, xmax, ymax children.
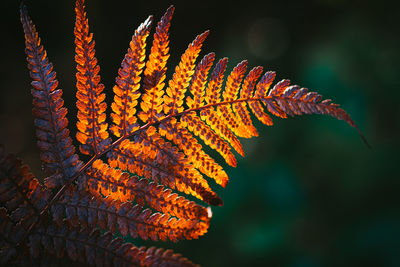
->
<box><xmin>139</xmin><ymin>6</ymin><xmax>174</xmax><ymax>123</ymax></box>
<box><xmin>160</xmin><ymin>118</ymin><xmax>229</xmax><ymax>187</ymax></box>
<box><xmin>186</xmin><ymin>52</ymin><xmax>216</xmax><ymax>109</ymax></box>
<box><xmin>154</xmin><ymin>51</ymin><xmax>232</xmax><ymax>185</ymax></box>
<box><xmin>233</xmin><ymin>66</ymin><xmax>265</xmax><ymax>137</ymax></box>
<box><xmin>201</xmin><ymin>58</ymin><xmax>244</xmax><ymax>158</ymax></box>
<box><xmin>6</xmin><ymin>2</ymin><xmax>369</xmax><ymax>266</ymax></box>
<box><xmin>84</xmin><ymin>159</ymin><xmax>210</xmax><ymax>220</ymax></box>
<box><xmin>108</xmin><ymin>134</ymin><xmax>222</xmax><ymax>206</ymax></box>
<box><xmin>218</xmin><ymin>60</ymin><xmax>250</xmax><ymax>138</ymax></box>
<box><xmin>163</xmin><ymin>30</ymin><xmax>209</xmax><ymax>115</ymax></box>
<box><xmin>138</xmin><ymin>129</ymin><xmax>222</xmax><ymax>205</ymax></box>
<box><xmin>74</xmin><ymin>0</ymin><xmax>110</xmax><ymax>155</ymax></box>
<box><xmin>181</xmin><ymin>112</ymin><xmax>236</xmax><ymax>167</ymax></box>
<box><xmin>110</xmin><ymin>16</ymin><xmax>153</xmax><ymax>138</ymax></box>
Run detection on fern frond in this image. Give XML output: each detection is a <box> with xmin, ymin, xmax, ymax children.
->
<box><xmin>195</xmin><ymin>111</ymin><xmax>239</xmax><ymax>166</ymax></box>
<box><xmin>190</xmin><ymin>67</ymin><xmax>365</xmax><ymax>143</ymax></box>
<box><xmin>137</xmin><ymin>131</ymin><xmax>221</xmax><ymax>205</ymax></box>
<box><xmin>154</xmin><ymin>47</ymin><xmax>232</xmax><ymax>185</ymax></box>
<box><xmin>10</xmin><ymin>3</ymin><xmax>369</xmax><ymax>266</ymax></box>
<box><xmin>268</xmin><ymin>83</ymin><xmax>360</xmax><ymax>124</ymax></box>
<box><xmin>201</xmin><ymin>58</ymin><xmax>244</xmax><ymax>158</ymax></box>
<box><xmin>139</xmin><ymin>6</ymin><xmax>174</xmax><ymax>123</ymax></box>
<box><xmin>20</xmin><ymin>5</ymin><xmax>80</xmax><ymax>188</ymax></box>
<box><xmin>179</xmin><ymin>57</ymin><xmax>240</xmax><ymax>168</ymax></box>
<box><xmin>52</xmin><ymin>190</ymin><xmax>209</xmax><ymax>242</ymax></box>
<box><xmin>204</xmin><ymin>58</ymin><xmax>227</xmax><ymax>105</ymax></box>
<box><xmin>163</xmin><ymin>30</ymin><xmax>209</xmax><ymax>115</ymax></box>
<box><xmin>84</xmin><ymin>159</ymin><xmax>210</xmax><ymax>220</ymax></box>
<box><xmin>108</xmin><ymin>134</ymin><xmax>222</xmax><ymax>206</ymax></box>
<box><xmin>218</xmin><ymin>60</ymin><xmax>250</xmax><ymax>138</ymax></box>
<box><xmin>74</xmin><ymin>0</ymin><xmax>110</xmax><ymax>155</ymax></box>
<box><xmin>232</xmin><ymin>65</ymin><xmax>264</xmax><ymax>137</ymax></box>
<box><xmin>110</xmin><ymin>16</ymin><xmax>153</xmax><ymax>138</ymax></box>
<box><xmin>248</xmin><ymin>71</ymin><xmax>276</xmax><ymax>125</ymax></box>
<box><xmin>160</xmin><ymin>118</ymin><xmax>229</xmax><ymax>187</ymax></box>
<box><xmin>187</xmin><ymin>52</ymin><xmax>216</xmax><ymax>109</ymax></box>
<box><xmin>0</xmin><ymin>146</ymin><xmax>50</xmax><ymax>229</ymax></box>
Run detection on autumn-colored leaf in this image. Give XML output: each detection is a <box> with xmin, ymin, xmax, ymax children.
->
<box><xmin>1</xmin><ymin>1</ymin><xmax>367</xmax><ymax>266</ymax></box>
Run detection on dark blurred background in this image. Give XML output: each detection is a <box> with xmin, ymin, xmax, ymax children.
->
<box><xmin>1</xmin><ymin>0</ymin><xmax>399</xmax><ymax>266</ymax></box>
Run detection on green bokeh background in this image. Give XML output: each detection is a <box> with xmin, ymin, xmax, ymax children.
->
<box><xmin>1</xmin><ymin>0</ymin><xmax>399</xmax><ymax>266</ymax></box>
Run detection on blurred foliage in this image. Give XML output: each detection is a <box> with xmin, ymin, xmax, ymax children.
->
<box><xmin>1</xmin><ymin>0</ymin><xmax>399</xmax><ymax>266</ymax></box>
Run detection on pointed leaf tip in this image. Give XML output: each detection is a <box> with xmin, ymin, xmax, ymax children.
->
<box><xmin>355</xmin><ymin>127</ymin><xmax>371</xmax><ymax>149</ymax></box>
<box><xmin>20</xmin><ymin>3</ymin><xmax>29</xmax><ymax>23</ymax></box>
<box><xmin>196</xmin><ymin>30</ymin><xmax>210</xmax><ymax>44</ymax></box>
<box><xmin>164</xmin><ymin>5</ymin><xmax>175</xmax><ymax>18</ymax></box>
<box><xmin>146</xmin><ymin>15</ymin><xmax>153</xmax><ymax>25</ymax></box>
